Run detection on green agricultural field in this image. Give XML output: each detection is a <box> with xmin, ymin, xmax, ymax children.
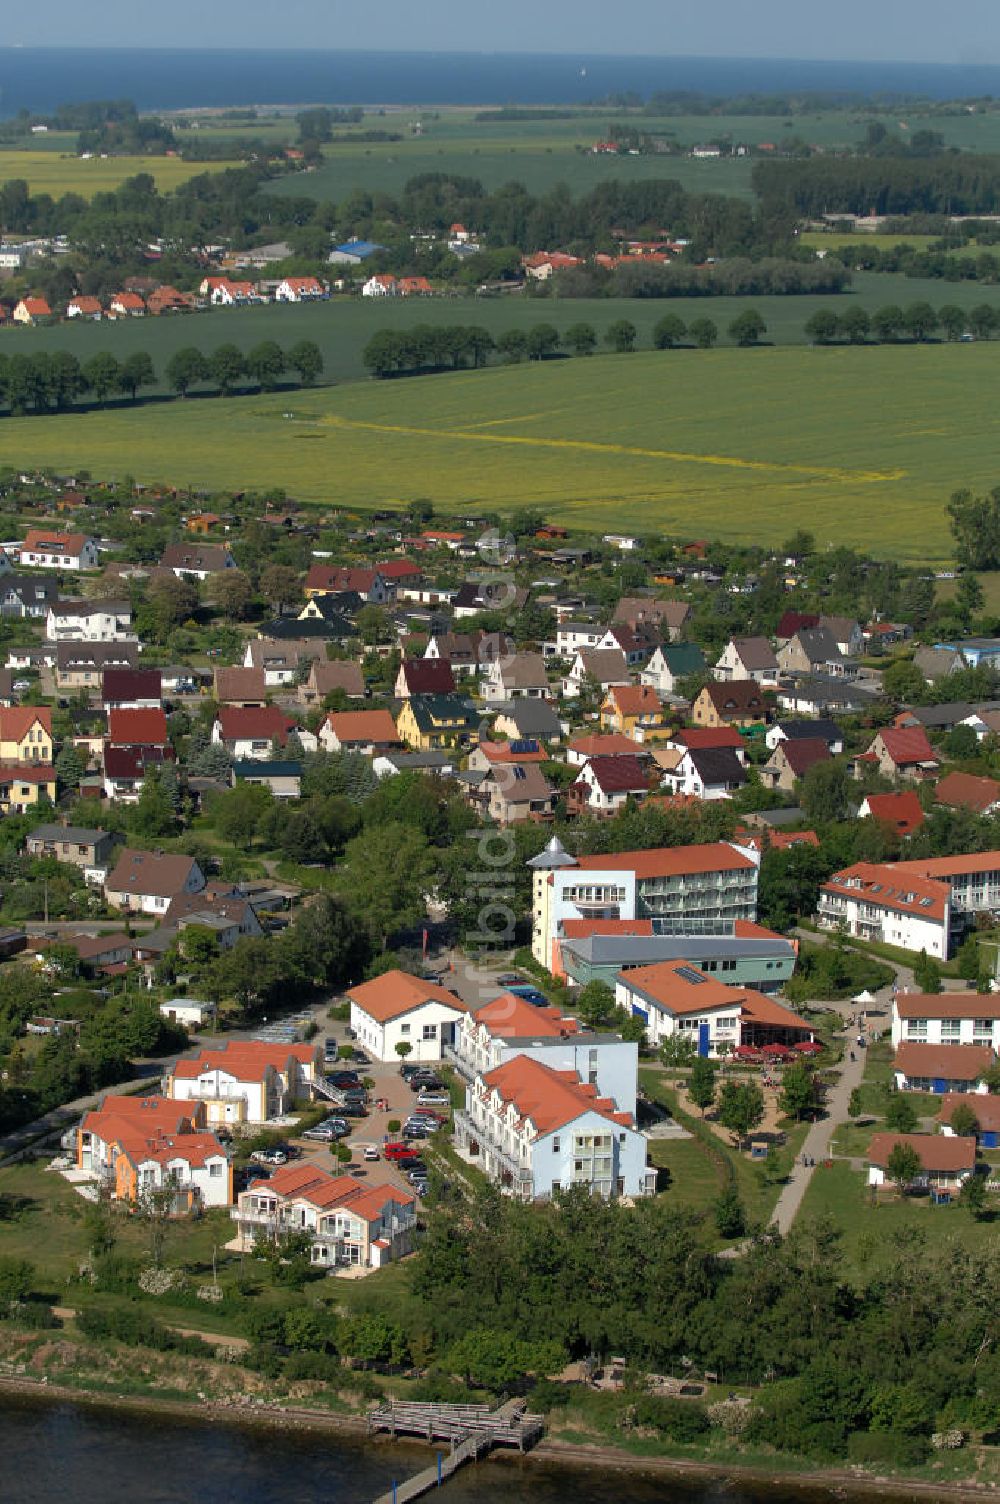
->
<box><xmin>798</xmin><ymin>232</ymin><xmax>941</xmax><ymax>251</ymax></box>
<box><xmin>0</xmin><ymin>150</ymin><xmax>241</xmax><ymax>198</ymax></box>
<box><xmin>0</xmin><ymin>341</ymin><xmax>992</xmax><ymax>559</ymax></box>
<box><xmin>3</xmin><ymin>271</ymin><xmax>997</xmax><ymax>390</ymax></box>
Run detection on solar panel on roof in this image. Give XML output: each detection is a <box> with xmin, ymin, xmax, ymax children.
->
<box><xmin>675</xmin><ymin>965</ymin><xmax>708</xmax><ymax>985</ymax></box>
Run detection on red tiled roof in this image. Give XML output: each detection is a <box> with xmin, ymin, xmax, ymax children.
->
<box><xmin>217</xmin><ymin>704</ymin><xmax>293</xmax><ymax>743</ymax></box>
<box><xmin>863</xmin><ymin>791</ymin><xmax>925</xmax><ymax>836</ymax></box>
<box><xmin>935</xmin><ymin>771</ymin><xmax>1000</xmax><ymax>814</ymax></box>
<box><xmin>778</xmin><ymin>738</ymin><xmax>830</xmax><ymax>777</ymax></box>
<box><xmin>325</xmin><ymin>709</ymin><xmax>399</xmax><ymax>745</ymax></box>
<box><xmin>400</xmin><ymin>658</ymin><xmax>456</xmax><ymax>695</ymax></box>
<box><xmin>893</xmin><ymin>1041</ymin><xmax>995</xmax><ymax>1082</ymax></box>
<box><xmin>606</xmin><ymin>684</ymin><xmax>662</xmax><ymax>717</ymax></box>
<box><xmin>675</xmin><ymin>726</ymin><xmax>743</xmax><ymax>750</ymax></box>
<box><xmin>0</xmin><ymin>706</ymin><xmax>51</xmax><ymax>742</ymax></box>
<box><xmin>568</xmin><ymin>734</ymin><xmax>645</xmax><ymax>758</ymax></box>
<box><xmin>108</xmin><ymin>707</ymin><xmax>168</xmax><ymax>746</ymax></box>
<box><xmin>22</xmin><ymin>530</ymin><xmax>89</xmax><ymax>556</ymax></box>
<box><xmin>171</xmin><ymin>1040</ymin><xmax>316</xmax><ymax>1082</ymax></box>
<box><xmin>560</xmin><ymin>918</ymin><xmax>654</xmax><ymax>938</ymax></box>
<box><xmin>873</xmin><ymin>726</ymin><xmax>937</xmax><ymax>767</ymax></box>
<box><xmin>581</xmin><ymin>754</ymin><xmax>650</xmax><ymax>794</ymax></box>
<box><xmin>937</xmin><ymin>1093</ymin><xmax>1000</xmax><ymax>1134</ymax></box>
<box><xmin>102</xmin><ymin>668</ymin><xmax>161</xmax><ymax>703</ymax></box>
<box><xmin>475</xmin><ymin>993</ymin><xmax>578</xmax><ymax>1039</ymax></box>
<box><xmin>893</xmin><ymin>991</ymin><xmax>1000</xmax><ymax>1020</ymax></box>
<box><xmin>346</xmin><ymin>968</ymin><xmax>467</xmax><ymax>1024</ymax></box>
<box><xmin>893</xmin><ymin>851</ymin><xmax>1000</xmax><ymax>880</ymax></box>
<box><xmin>575</xmin><ymin>842</ymin><xmax>755</xmax><ymax>879</ymax></box>
<box><xmin>821</xmin><ymin>862</ymin><xmax>950</xmax><ymax>923</ymax></box>
<box><xmin>868</xmin><ymin>1131</ymin><xmax>976</xmax><ymax>1173</ymax></box>
<box><xmin>482</xmin><ymin>1055</ymin><xmax>632</xmax><ymax>1133</ymax></box>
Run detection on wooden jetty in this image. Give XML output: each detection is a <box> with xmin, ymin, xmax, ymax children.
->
<box><xmin>368</xmin><ymin>1398</ymin><xmax>544</xmax><ymax>1503</ymax></box>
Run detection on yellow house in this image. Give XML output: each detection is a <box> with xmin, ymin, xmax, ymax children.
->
<box><xmin>599</xmin><ymin>684</ymin><xmax>666</xmax><ymax>739</ymax></box>
<box><xmin>0</xmin><ymin>765</ymin><xmax>57</xmax><ymax>812</ymax></box>
<box><xmin>0</xmin><ymin>707</ymin><xmax>53</xmax><ymax>764</ymax></box>
<box><xmin>396</xmin><ymin>695</ymin><xmax>479</xmax><ymax>751</ymax></box>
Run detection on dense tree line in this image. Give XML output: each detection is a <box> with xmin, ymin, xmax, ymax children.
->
<box><xmin>0</xmin><ymin>339</ymin><xmax>323</xmax><ymax>414</ymax></box>
<box><xmin>754</xmin><ymin>152</ymin><xmax>1000</xmax><ymax>218</ymax></box>
<box><xmin>361</xmin><ymin>312</ymin><xmax>771</xmax><ymax>376</ymax></box>
<box><xmin>553</xmin><ymin>255</ymin><xmax>850</xmax><ymax>300</ymax></box>
<box><xmin>416</xmin><ymin>1184</ymin><xmax>1000</xmax><ymax>1463</ymax></box>
<box><xmin>804</xmin><ymin>301</ymin><xmax>999</xmax><ymax>344</ymax></box>
<box><xmin>824</xmin><ymin>239</ymin><xmax>1000</xmax><ymax>284</ymax></box>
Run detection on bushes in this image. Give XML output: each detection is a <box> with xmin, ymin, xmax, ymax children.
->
<box><xmin>76</xmin><ymin>1306</ymin><xmax>205</xmax><ymax>1357</ymax></box>
<box><xmin>847</xmin><ymin>1431</ymin><xmax>930</xmax><ymax>1468</ymax></box>
<box><xmin>628</xmin><ymin>1395</ymin><xmax>710</xmax><ymax>1442</ymax></box>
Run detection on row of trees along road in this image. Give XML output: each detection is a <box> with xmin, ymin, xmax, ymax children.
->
<box><xmin>362</xmin><ymin>310</ymin><xmax>769</xmax><ymax>377</ymax></box>
<box><xmin>805</xmin><ymin>301</ymin><xmax>1000</xmax><ymax>344</ymax></box>
<box><xmin>0</xmin><ymin>340</ymin><xmax>324</xmax><ymax>415</ymax></box>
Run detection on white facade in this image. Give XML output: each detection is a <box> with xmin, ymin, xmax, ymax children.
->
<box><xmin>659</xmin><ymin>748</ymin><xmax>735</xmax><ymax>801</ymax></box>
<box><xmin>456</xmin><ymin>1072</ymin><xmax>651</xmax><ymax>1201</ymax></box>
<box><xmin>22</xmin><ymin>537</ymin><xmax>98</xmax><ymax>571</ymax></box>
<box><xmin>135</xmin><ymin>1150</ymin><xmax>231</xmax><ymax>1208</ymax></box>
<box><xmin>160</xmin><ymin>998</ymin><xmax>216</xmax><ymax>1029</ymax></box>
<box><xmin>46</xmin><ymin>603</ymin><xmax>135</xmax><ymax>642</ymax></box>
<box><xmin>449</xmin><ymin>1015</ymin><xmax>639</xmax><ymax>1115</ymax></box>
<box><xmin>614</xmin><ymin>975</ymin><xmax>741</xmax><ymax>1053</ymax></box>
<box><xmin>891</xmin><ymin>997</ymin><xmax>1000</xmax><ymax>1052</ymax></box>
<box><xmin>232</xmin><ymin>1179</ymin><xmax>415</xmax><ymax>1268</ymax></box>
<box><xmin>532</xmin><ymin>865</ymin><xmax>637</xmax><ymax>969</ymax></box>
<box><xmin>349</xmin><ymin>997</ymin><xmax>465</xmax><ymax>1063</ymax></box>
<box><xmin>713</xmin><ymin>639</ymin><xmax>778</xmax><ymax>685</ymax></box>
<box><xmin>817</xmin><ymin>887</ymin><xmax>948</xmax><ymax>959</ymax></box>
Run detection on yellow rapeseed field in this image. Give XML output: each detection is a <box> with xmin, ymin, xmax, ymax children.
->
<box><xmin>0</xmin><ymin>343</ymin><xmax>995</xmax><ymax>559</ymax></box>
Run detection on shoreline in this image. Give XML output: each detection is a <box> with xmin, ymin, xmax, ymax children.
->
<box><xmin>0</xmin><ymin>1374</ymin><xmax>994</xmax><ymax>1503</ymax></box>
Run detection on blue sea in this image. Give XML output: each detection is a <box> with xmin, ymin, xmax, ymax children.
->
<box><xmin>2</xmin><ymin>48</ymin><xmax>1000</xmax><ymax>116</ymax></box>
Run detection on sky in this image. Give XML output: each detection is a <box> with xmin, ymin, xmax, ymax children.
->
<box><xmin>6</xmin><ymin>0</ymin><xmax>1000</xmax><ymax>63</ymax></box>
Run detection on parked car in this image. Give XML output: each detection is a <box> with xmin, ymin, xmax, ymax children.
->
<box><xmin>349</xmin><ymin>1050</ymin><xmax>370</xmax><ymax>1065</ymax></box>
<box><xmin>339</xmin><ymin>1103</ymin><xmax>368</xmax><ymax>1118</ymax></box>
<box><xmin>411</xmin><ymin>1108</ymin><xmax>448</xmax><ymax>1124</ymax></box>
<box><xmin>410</xmin><ymin>1177</ymin><xmax>429</xmax><ymax>1197</ymax></box>
<box><xmin>400</xmin><ymin>1063</ymin><xmax>421</xmax><ymax>1079</ymax></box>
<box><xmin>496</xmin><ymin>972</ymin><xmax>522</xmax><ymax>985</ymax></box>
<box><xmin>508</xmin><ymin>984</ymin><xmax>549</xmax><ymax>1007</ymax></box>
<box><xmin>302</xmin><ymin>1124</ymin><xmax>337</xmax><ymax>1142</ymax></box>
<box><xmin>384</xmin><ymin>1141</ymin><xmax>418</xmax><ymax>1161</ymax></box>
<box><xmin>363</xmin><ymin>1145</ymin><xmax>380</xmax><ymax>1161</ymax></box>
<box><xmin>416</xmin><ymin>1092</ymin><xmax>450</xmax><ymax>1107</ymax></box>
<box><xmin>250</xmin><ymin>1148</ymin><xmax>288</xmax><ymax>1166</ymax></box>
<box><xmin>327</xmin><ymin>1071</ymin><xmax>361</xmax><ymax>1087</ymax></box>
<box><xmin>410</xmin><ymin>1075</ymin><xmax>442</xmax><ymax>1092</ymax></box>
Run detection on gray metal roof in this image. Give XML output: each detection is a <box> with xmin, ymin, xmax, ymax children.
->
<box><xmin>560</xmin><ymin>933</ymin><xmax>795</xmax><ymax>966</ymax></box>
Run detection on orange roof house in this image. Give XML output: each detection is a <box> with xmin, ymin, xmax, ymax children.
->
<box><xmin>319</xmin><ymin>708</ymin><xmax>400</xmax><ymax>753</ymax></box>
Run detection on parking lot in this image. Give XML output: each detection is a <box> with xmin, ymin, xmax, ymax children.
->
<box><xmin>286</xmin><ymin>1017</ymin><xmax>453</xmax><ymax>1197</ymax></box>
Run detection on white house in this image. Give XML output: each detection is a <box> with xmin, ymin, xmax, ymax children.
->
<box><xmin>892</xmin><ymin>1042</ymin><xmax>995</xmax><ymax>1095</ymax></box>
<box><xmin>658</xmin><ymin>745</ymin><xmax>748</xmax><ymax>801</ymax></box>
<box><xmin>76</xmin><ymin>1095</ymin><xmax>231</xmax><ymax>1211</ymax></box>
<box><xmin>453</xmin><ymin>1054</ymin><xmax>653</xmax><ymax>1201</ymax></box>
<box><xmin>867</xmin><ymin>1132</ymin><xmax>976</xmax><ymax>1190</ymax></box>
<box><xmin>817</xmin><ymin>862</ymin><xmax>951</xmax><ymax>959</ymax></box>
<box><xmin>448</xmin><ymin>991</ymin><xmax>638</xmax><ymax>1113</ymax></box>
<box><xmin>159</xmin><ymin>998</ymin><xmax>216</xmax><ymax>1031</ymax></box>
<box><xmin>19</xmin><ymin>530</ymin><xmax>99</xmax><ymax>571</ymax></box>
<box><xmin>346</xmin><ymin>968</ymin><xmax>467</xmax><ymax>1063</ymax></box>
<box><xmin>274</xmin><ymin>276</ymin><xmax>325</xmax><ymax>302</ymax></box>
<box><xmin>891</xmin><ymin>992</ymin><xmax>1000</xmax><ymax>1052</ymax></box>
<box><xmin>362</xmin><ymin>274</ymin><xmax>398</xmax><ymax>296</ymax></box>
<box><xmin>104</xmin><ymin>849</ymin><xmax>206</xmax><ymax>916</ymax></box>
<box><xmin>166</xmin><ymin>1041</ymin><xmax>322</xmax><ymax>1125</ymax></box>
<box><xmin>613</xmin><ymin>959</ymin><xmax>812</xmax><ymax>1056</ymax></box>
<box><xmin>45</xmin><ymin>600</ymin><xmax>135</xmax><ymax>643</ymax></box>
<box><xmin>561</xmin><ymin>648</ymin><xmax>630</xmax><ymax>700</ymax></box>
<box><xmin>713</xmin><ymin>636</ymin><xmax>779</xmax><ymax>685</ymax></box>
<box><xmin>231</xmin><ymin>1163</ymin><xmax>416</xmax><ymax>1269</ymax></box>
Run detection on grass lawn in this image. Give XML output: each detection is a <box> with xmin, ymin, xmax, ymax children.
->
<box><xmin>795</xmin><ymin>1159</ymin><xmax>998</xmax><ymax>1282</ymax></box>
<box><xmin>2</xmin><ymin>339</ymin><xmax>997</xmax><ymax>557</ymax></box>
<box><xmin>639</xmin><ymin>1068</ymin><xmax>809</xmax><ymax>1230</ymax></box>
<box><xmin>0</xmin><ymin>150</ymin><xmax>240</xmax><ymax>198</ymax></box>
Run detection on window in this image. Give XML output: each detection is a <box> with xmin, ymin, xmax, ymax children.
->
<box><xmin>400</xmin><ymin>1023</ymin><xmax>410</xmax><ymax>1036</ymax></box>
<box><xmin>209</xmin><ymin>1162</ymin><xmax>223</xmax><ymax>1177</ymax></box>
<box><xmin>421</xmin><ymin>1023</ymin><xmax>437</xmax><ymax>1040</ymax></box>
<box><xmin>552</xmin><ymin>1137</ymin><xmax>560</xmax><ymax>1152</ymax></box>
<box><xmin>940</xmin><ymin>1020</ymin><xmax>961</xmax><ymax>1043</ymax></box>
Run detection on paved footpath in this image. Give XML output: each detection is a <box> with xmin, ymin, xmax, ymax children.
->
<box><xmin>768</xmin><ymin>1030</ymin><xmax>867</xmax><ymax>1235</ymax></box>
